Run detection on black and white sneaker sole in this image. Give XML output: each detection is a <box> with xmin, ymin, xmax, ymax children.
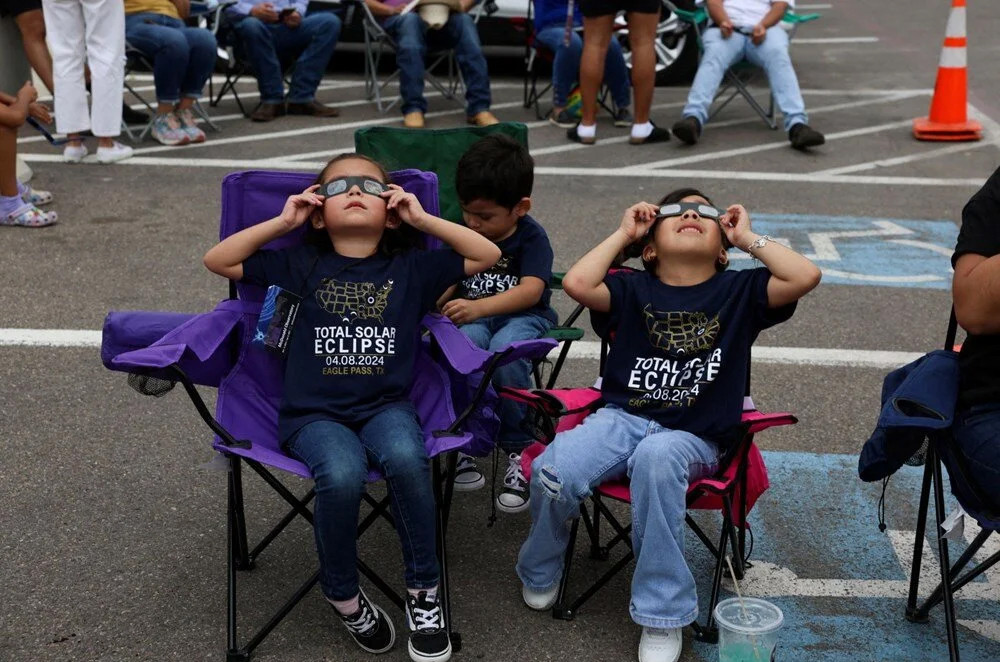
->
<box><xmin>495</xmin><ymin>497</ymin><xmax>530</xmax><ymax>514</ymax></box>
<box><xmin>451</xmin><ymin>475</ymin><xmax>485</xmax><ymax>491</ymax></box>
<box><xmin>351</xmin><ymin>605</ymin><xmax>396</xmax><ymax>654</ymax></box>
<box><xmin>408</xmin><ymin>638</ymin><xmax>452</xmax><ymax>662</ymax></box>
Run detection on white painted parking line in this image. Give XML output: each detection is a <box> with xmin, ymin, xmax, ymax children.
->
<box><xmin>0</xmin><ymin>329</ymin><xmax>926</xmax><ymax>369</ymax></box>
<box><xmin>623</xmin><ymin>119</ymin><xmax>912</xmax><ymax>172</ymax></box>
<box><xmin>813</xmin><ymin>140</ymin><xmax>998</xmax><ymax>176</ymax></box>
<box><xmin>793</xmin><ymin>37</ymin><xmax>880</xmax><ymax>44</ymax></box>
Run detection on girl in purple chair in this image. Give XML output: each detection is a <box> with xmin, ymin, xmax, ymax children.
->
<box><xmin>204</xmin><ymin>154</ymin><xmax>499</xmax><ymax>662</ymax></box>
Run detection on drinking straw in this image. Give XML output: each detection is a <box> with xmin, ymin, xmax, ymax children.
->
<box><xmin>725</xmin><ymin>556</ymin><xmax>763</xmax><ymax>662</ymax></box>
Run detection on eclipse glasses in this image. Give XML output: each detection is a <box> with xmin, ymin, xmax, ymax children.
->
<box><xmin>319</xmin><ymin>176</ymin><xmax>388</xmax><ymax>198</ymax></box>
<box><xmin>655</xmin><ymin>202</ymin><xmax>723</xmax><ymax>220</ymax></box>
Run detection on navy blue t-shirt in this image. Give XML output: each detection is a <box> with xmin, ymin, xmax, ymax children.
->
<box><xmin>454</xmin><ymin>215</ymin><xmax>557</xmax><ymax>323</ymax></box>
<box><xmin>242</xmin><ymin>244</ymin><xmax>466</xmax><ymax>442</ymax></box>
<box><xmin>601</xmin><ymin>268</ymin><xmax>795</xmax><ymax>449</ymax></box>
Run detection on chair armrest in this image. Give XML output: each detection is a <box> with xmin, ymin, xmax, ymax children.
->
<box><xmin>422</xmin><ymin>313</ymin><xmax>558</xmax><ymax>375</ymax></box>
<box><xmin>102</xmin><ymin>302</ymin><xmax>246</xmax><ymax>387</ymax></box>
<box><xmin>783</xmin><ymin>11</ymin><xmax>820</xmax><ymax>24</ymax></box>
<box><xmin>664</xmin><ymin>1</ymin><xmax>706</xmax><ymax>25</ymax></box>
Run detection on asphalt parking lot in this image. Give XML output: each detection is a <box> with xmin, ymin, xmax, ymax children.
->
<box><xmin>3</xmin><ymin>0</ymin><xmax>1000</xmax><ymax>660</ymax></box>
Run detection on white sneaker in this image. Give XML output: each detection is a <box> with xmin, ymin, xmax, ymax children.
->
<box><xmin>452</xmin><ymin>453</ymin><xmax>484</xmax><ymax>491</ymax></box>
<box><xmin>63</xmin><ymin>143</ymin><xmax>87</xmax><ymax>163</ymax></box>
<box><xmin>496</xmin><ymin>452</ymin><xmax>530</xmax><ymax>513</ymax></box>
<box><xmin>638</xmin><ymin>627</ymin><xmax>682</xmax><ymax>662</ymax></box>
<box><xmin>522</xmin><ymin>583</ymin><xmax>559</xmax><ymax>611</ymax></box>
<box><xmin>96</xmin><ymin>141</ymin><xmax>133</xmax><ymax>164</ymax></box>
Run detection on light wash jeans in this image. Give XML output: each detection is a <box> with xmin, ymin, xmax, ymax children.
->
<box><xmin>460</xmin><ymin>312</ymin><xmax>554</xmax><ymax>452</ymax></box>
<box><xmin>286</xmin><ymin>403</ymin><xmax>439</xmax><ymax>600</ymax></box>
<box><xmin>516</xmin><ymin>405</ymin><xmax>719</xmax><ymax>628</ymax></box>
<box><xmin>382</xmin><ymin>11</ymin><xmax>492</xmax><ymax>116</ymax></box>
<box><xmin>682</xmin><ymin>26</ymin><xmax>807</xmax><ymax>132</ymax></box>
<box><xmin>534</xmin><ymin>25</ymin><xmax>631</xmax><ymax>110</ymax></box>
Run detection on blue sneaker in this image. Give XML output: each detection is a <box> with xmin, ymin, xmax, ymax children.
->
<box><xmin>150</xmin><ymin>113</ymin><xmax>189</xmax><ymax>146</ymax></box>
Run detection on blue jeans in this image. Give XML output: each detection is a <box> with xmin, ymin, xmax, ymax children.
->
<box><xmin>286</xmin><ymin>404</ymin><xmax>439</xmax><ymax>600</ymax></box>
<box><xmin>125</xmin><ymin>13</ymin><xmax>217</xmax><ymax>104</ymax></box>
<box><xmin>516</xmin><ymin>406</ymin><xmax>720</xmax><ymax>628</ymax></box>
<box><xmin>382</xmin><ymin>11</ymin><xmax>491</xmax><ymax>116</ymax></box>
<box><xmin>231</xmin><ymin>12</ymin><xmax>341</xmax><ymax>104</ymax></box>
<box><xmin>950</xmin><ymin>403</ymin><xmax>1000</xmax><ymax>512</ymax></box>
<box><xmin>460</xmin><ymin>312</ymin><xmax>554</xmax><ymax>453</ymax></box>
<box><xmin>682</xmin><ymin>26</ymin><xmax>807</xmax><ymax>132</ymax></box>
<box><xmin>534</xmin><ymin>25</ymin><xmax>630</xmax><ymax>109</ymax></box>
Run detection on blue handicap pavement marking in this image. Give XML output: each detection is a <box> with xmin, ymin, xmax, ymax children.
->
<box><xmin>681</xmin><ymin>452</ymin><xmax>998</xmax><ymax>662</ymax></box>
<box><xmin>728</xmin><ymin>214</ymin><xmax>959</xmax><ymax>289</ymax></box>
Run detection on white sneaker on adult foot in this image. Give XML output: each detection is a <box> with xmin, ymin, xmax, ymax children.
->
<box><xmin>522</xmin><ymin>583</ymin><xmax>558</xmax><ymax>611</ymax></box>
<box><xmin>496</xmin><ymin>452</ymin><xmax>529</xmax><ymax>513</ymax></box>
<box><xmin>452</xmin><ymin>453</ymin><xmax>484</xmax><ymax>491</ymax></box>
<box><xmin>96</xmin><ymin>141</ymin><xmax>133</xmax><ymax>164</ymax></box>
<box><xmin>63</xmin><ymin>144</ymin><xmax>87</xmax><ymax>163</ymax></box>
<box><xmin>638</xmin><ymin>627</ymin><xmax>682</xmax><ymax>662</ymax></box>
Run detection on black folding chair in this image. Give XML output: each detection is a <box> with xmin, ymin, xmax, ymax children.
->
<box><xmin>905</xmin><ymin>309</ymin><xmax>1000</xmax><ymax>662</ymax></box>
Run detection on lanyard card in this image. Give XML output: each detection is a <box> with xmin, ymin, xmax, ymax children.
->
<box><xmin>254</xmin><ymin>285</ymin><xmax>302</xmax><ymax>356</ymax></box>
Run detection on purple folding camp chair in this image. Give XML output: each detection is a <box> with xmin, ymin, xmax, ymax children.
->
<box><xmin>101</xmin><ymin>169</ymin><xmax>557</xmax><ymax>661</ymax></box>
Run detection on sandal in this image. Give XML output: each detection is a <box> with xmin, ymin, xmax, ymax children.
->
<box><xmin>21</xmin><ymin>186</ymin><xmax>54</xmax><ymax>206</ymax></box>
<box><xmin>2</xmin><ymin>204</ymin><xmax>58</xmax><ymax>227</ymax></box>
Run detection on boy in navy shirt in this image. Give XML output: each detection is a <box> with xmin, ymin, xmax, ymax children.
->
<box><xmin>440</xmin><ymin>135</ymin><xmax>557</xmax><ymax>514</ymax></box>
<box><xmin>516</xmin><ymin>188</ymin><xmax>821</xmax><ymax>662</ymax></box>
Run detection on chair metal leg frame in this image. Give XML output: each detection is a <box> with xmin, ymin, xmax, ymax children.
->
<box><xmin>904</xmin><ymin>447</ymin><xmax>962</xmax><ymax>662</ymax></box>
<box><xmin>916</xmin><ymin>530</ymin><xmax>998</xmax><ymax>620</ymax></box>
<box><xmin>708</xmin><ymin>69</ymin><xmax>777</xmax><ymax>130</ymax></box>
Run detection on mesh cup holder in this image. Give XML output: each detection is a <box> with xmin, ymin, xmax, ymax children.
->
<box><xmin>127</xmin><ymin>372</ymin><xmax>177</xmax><ymax>397</ymax></box>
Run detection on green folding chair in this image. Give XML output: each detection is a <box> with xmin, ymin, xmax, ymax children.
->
<box><xmin>666</xmin><ymin>1</ymin><xmax>819</xmax><ymax>129</ymax></box>
<box><xmin>354</xmin><ymin>123</ymin><xmax>584</xmax><ymax>388</ymax></box>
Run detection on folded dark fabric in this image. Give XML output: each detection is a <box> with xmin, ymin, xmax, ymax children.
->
<box><xmin>858</xmin><ymin>350</ymin><xmax>959</xmax><ymax>482</ymax></box>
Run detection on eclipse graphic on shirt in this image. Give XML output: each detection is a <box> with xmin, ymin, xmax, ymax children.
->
<box><xmin>643</xmin><ymin>306</ymin><xmax>720</xmax><ymax>355</ymax></box>
<box><xmin>315</xmin><ymin>279</ymin><xmax>394</xmax><ymax>323</ymax></box>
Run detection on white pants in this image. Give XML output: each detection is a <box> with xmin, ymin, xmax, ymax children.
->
<box><xmin>42</xmin><ymin>0</ymin><xmax>125</xmax><ymax>137</ymax></box>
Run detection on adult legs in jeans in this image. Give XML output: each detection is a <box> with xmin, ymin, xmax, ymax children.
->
<box><xmin>383</xmin><ymin>13</ymin><xmax>428</xmax><ymax>114</ymax></box>
<box><xmin>627</xmin><ymin>429</ymin><xmax>718</xmax><ymax>628</ymax></box>
<box><xmin>535</xmin><ymin>27</ymin><xmax>631</xmax><ymax>112</ymax></box>
<box><xmin>428</xmin><ymin>12</ymin><xmax>491</xmax><ymax>116</ymax></box>
<box><xmin>680</xmin><ymin>28</ymin><xmax>746</xmax><ymax>128</ymax></box>
<box><xmin>287</xmin><ymin>404</ymin><xmax>439</xmax><ymax>600</ymax></box>
<box><xmin>233</xmin><ymin>16</ymin><xmax>287</xmax><ymax>104</ymax></box>
<box><xmin>283</xmin><ymin>12</ymin><xmax>341</xmax><ymax>104</ymax></box>
<box><xmin>742</xmin><ymin>26</ymin><xmax>807</xmax><ymax>131</ymax></box>
<box><xmin>125</xmin><ymin>15</ymin><xmax>216</xmax><ymax>104</ymax></box>
<box><xmin>951</xmin><ymin>403</ymin><xmax>1000</xmax><ymax>508</ymax></box>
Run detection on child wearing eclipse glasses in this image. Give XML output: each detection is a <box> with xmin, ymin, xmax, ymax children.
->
<box><xmin>204</xmin><ymin>153</ymin><xmax>500</xmax><ymax>662</ymax></box>
<box><xmin>516</xmin><ymin>188</ymin><xmax>821</xmax><ymax>662</ymax></box>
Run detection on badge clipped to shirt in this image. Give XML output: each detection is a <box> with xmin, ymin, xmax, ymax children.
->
<box><xmin>254</xmin><ymin>285</ymin><xmax>302</xmax><ymax>356</ymax></box>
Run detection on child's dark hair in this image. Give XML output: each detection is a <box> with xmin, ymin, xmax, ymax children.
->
<box><xmin>455</xmin><ymin>134</ymin><xmax>534</xmax><ymax>209</ymax></box>
<box><xmin>305</xmin><ymin>153</ymin><xmax>422</xmax><ymax>254</ymax></box>
<box><xmin>637</xmin><ymin>187</ymin><xmax>731</xmax><ymax>274</ymax></box>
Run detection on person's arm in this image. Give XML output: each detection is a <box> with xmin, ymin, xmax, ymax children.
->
<box><xmin>953</xmin><ymin>253</ymin><xmax>1000</xmax><ymax>334</ymax></box>
<box><xmin>706</xmin><ymin>0</ymin><xmax>734</xmax><ymax>38</ymax></box>
<box><xmin>751</xmin><ymin>1</ymin><xmax>787</xmax><ymax>44</ymax></box>
<box><xmin>0</xmin><ymin>82</ymin><xmax>35</xmax><ymax>128</ymax></box>
<box><xmin>170</xmin><ymin>0</ymin><xmax>192</xmax><ymax>18</ymax></box>
<box><xmin>441</xmin><ymin>277</ymin><xmax>545</xmax><ymax>324</ymax></box>
<box><xmin>203</xmin><ymin>185</ymin><xmax>325</xmax><ymax>280</ymax></box>
<box><xmin>382</xmin><ymin>186</ymin><xmax>501</xmax><ymax>275</ymax></box>
<box><xmin>563</xmin><ymin>202</ymin><xmax>659</xmax><ymax>313</ymax></box>
<box><xmin>721</xmin><ymin>204</ymin><xmax>821</xmax><ymax>308</ymax></box>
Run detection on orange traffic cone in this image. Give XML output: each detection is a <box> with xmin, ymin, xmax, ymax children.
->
<box><xmin>913</xmin><ymin>0</ymin><xmax>982</xmax><ymax>141</ymax></box>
